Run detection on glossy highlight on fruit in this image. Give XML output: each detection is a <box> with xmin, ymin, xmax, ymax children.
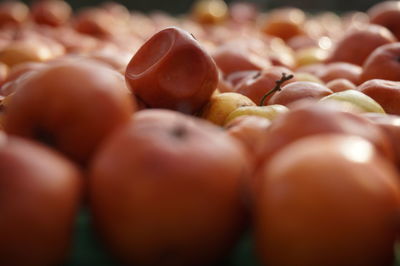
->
<box><xmin>256</xmin><ymin>134</ymin><xmax>400</xmax><ymax>266</ymax></box>
<box><xmin>257</xmin><ymin>101</ymin><xmax>394</xmax><ymax>168</ymax></box>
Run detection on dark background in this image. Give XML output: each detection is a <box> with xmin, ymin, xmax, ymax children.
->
<box><xmin>23</xmin><ymin>0</ymin><xmax>385</xmax><ymax>14</ymax></box>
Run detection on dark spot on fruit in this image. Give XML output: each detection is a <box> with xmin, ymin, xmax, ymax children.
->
<box><xmin>134</xmin><ymin>94</ymin><xmax>150</xmax><ymax>109</ymax></box>
<box><xmin>252</xmin><ymin>71</ymin><xmax>261</xmax><ymax>79</ymax></box>
<box><xmin>171</xmin><ymin>124</ymin><xmax>187</xmax><ymax>139</ymax></box>
<box><xmin>34</xmin><ymin>127</ymin><xmax>56</xmax><ymax>148</ymax></box>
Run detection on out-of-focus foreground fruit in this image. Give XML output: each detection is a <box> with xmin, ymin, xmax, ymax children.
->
<box><xmin>256</xmin><ymin>135</ymin><xmax>400</xmax><ymax>266</ymax></box>
<box><xmin>0</xmin><ymin>134</ymin><xmax>82</xmax><ymax>266</ymax></box>
<box><xmin>89</xmin><ymin>109</ymin><xmax>250</xmax><ymax>266</ymax></box>
<box><xmin>1</xmin><ymin>0</ymin><xmax>400</xmax><ymax>265</ymax></box>
<box><xmin>3</xmin><ymin>59</ymin><xmax>136</xmax><ymax>165</ymax></box>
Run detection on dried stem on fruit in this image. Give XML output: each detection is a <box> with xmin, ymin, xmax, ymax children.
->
<box><xmin>259</xmin><ymin>73</ymin><xmax>294</xmax><ymax>106</ymax></box>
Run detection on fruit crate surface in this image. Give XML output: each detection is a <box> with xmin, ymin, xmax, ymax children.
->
<box><xmin>65</xmin><ymin>209</ymin><xmax>400</xmax><ymax>266</ymax></box>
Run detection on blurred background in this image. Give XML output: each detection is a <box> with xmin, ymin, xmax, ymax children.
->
<box><xmin>22</xmin><ymin>0</ymin><xmax>387</xmax><ymax>14</ymax></box>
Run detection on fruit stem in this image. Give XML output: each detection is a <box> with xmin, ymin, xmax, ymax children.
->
<box><xmin>259</xmin><ymin>73</ymin><xmax>294</xmax><ymax>106</ymax></box>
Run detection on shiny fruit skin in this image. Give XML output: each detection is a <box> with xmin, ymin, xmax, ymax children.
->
<box><xmin>4</xmin><ymin>59</ymin><xmax>135</xmax><ymax>164</ymax></box>
<box><xmin>226</xmin><ymin>115</ymin><xmax>271</xmax><ymax>167</ymax></box>
<box><xmin>326</xmin><ymin>78</ymin><xmax>356</xmax><ymax>92</ymax></box>
<box><xmin>320</xmin><ymin>89</ymin><xmax>386</xmax><ymax>114</ymax></box>
<box><xmin>31</xmin><ymin>0</ymin><xmax>72</xmax><ymax>27</ymax></box>
<box><xmin>1</xmin><ymin>62</ymin><xmax>45</xmax><ymax>94</ymax></box>
<box><xmin>256</xmin><ymin>134</ymin><xmax>400</xmax><ymax>266</ymax></box>
<box><xmin>73</xmin><ymin>8</ymin><xmax>117</xmax><ymax>37</ymax></box>
<box><xmin>268</xmin><ymin>81</ymin><xmax>333</xmax><ymax>106</ymax></box>
<box><xmin>260</xmin><ymin>8</ymin><xmax>305</xmax><ymax>41</ymax></box>
<box><xmin>212</xmin><ymin>45</ymin><xmax>270</xmax><ymax>76</ymax></box>
<box><xmin>364</xmin><ymin>112</ymin><xmax>400</xmax><ymax>168</ymax></box>
<box><xmin>0</xmin><ymin>1</ymin><xmax>29</xmax><ymax>27</ymax></box>
<box><xmin>191</xmin><ymin>0</ymin><xmax>228</xmax><ymax>25</ymax></box>
<box><xmin>0</xmin><ymin>40</ymin><xmax>55</xmax><ymax>67</ymax></box>
<box><xmin>295</xmin><ymin>47</ymin><xmax>329</xmax><ymax>67</ymax></box>
<box><xmin>368</xmin><ymin>1</ymin><xmax>400</xmax><ymax>39</ymax></box>
<box><xmin>357</xmin><ymin>79</ymin><xmax>400</xmax><ymax>115</ymax></box>
<box><xmin>224</xmin><ymin>105</ymin><xmax>288</xmax><ymax>125</ymax></box>
<box><xmin>317</xmin><ymin>62</ymin><xmax>362</xmax><ymax>85</ymax></box>
<box><xmin>0</xmin><ymin>62</ymin><xmax>8</xmax><ymax>86</ymax></box>
<box><xmin>218</xmin><ymin>71</ymin><xmax>260</xmax><ymax>93</ymax></box>
<box><xmin>325</xmin><ymin>25</ymin><xmax>396</xmax><ymax>66</ymax></box>
<box><xmin>201</xmin><ymin>92</ymin><xmax>256</xmax><ymax>126</ymax></box>
<box><xmin>361</xmin><ymin>42</ymin><xmax>400</xmax><ymax>82</ymax></box>
<box><xmin>89</xmin><ymin>109</ymin><xmax>250</xmax><ymax>266</ymax></box>
<box><xmin>125</xmin><ymin>27</ymin><xmax>219</xmax><ymax>114</ymax></box>
<box><xmin>236</xmin><ymin>66</ymin><xmax>293</xmax><ymax>105</ymax></box>
<box><xmin>257</xmin><ymin>102</ymin><xmax>394</xmax><ymax>168</ymax></box>
<box><xmin>291</xmin><ymin>72</ymin><xmax>323</xmax><ymax>84</ymax></box>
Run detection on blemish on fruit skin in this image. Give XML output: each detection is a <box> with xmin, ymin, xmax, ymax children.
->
<box><xmin>34</xmin><ymin>127</ymin><xmax>57</xmax><ymax>148</ymax></box>
<box><xmin>171</xmin><ymin>124</ymin><xmax>187</xmax><ymax>139</ymax></box>
<box><xmin>252</xmin><ymin>71</ymin><xmax>261</xmax><ymax>80</ymax></box>
<box><xmin>135</xmin><ymin>94</ymin><xmax>150</xmax><ymax>109</ymax></box>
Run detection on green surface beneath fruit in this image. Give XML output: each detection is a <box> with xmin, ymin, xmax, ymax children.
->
<box><xmin>65</xmin><ymin>209</ymin><xmax>400</xmax><ymax>266</ymax></box>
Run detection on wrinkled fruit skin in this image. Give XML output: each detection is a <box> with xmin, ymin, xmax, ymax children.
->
<box><xmin>125</xmin><ymin>27</ymin><xmax>219</xmax><ymax>114</ymax></box>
